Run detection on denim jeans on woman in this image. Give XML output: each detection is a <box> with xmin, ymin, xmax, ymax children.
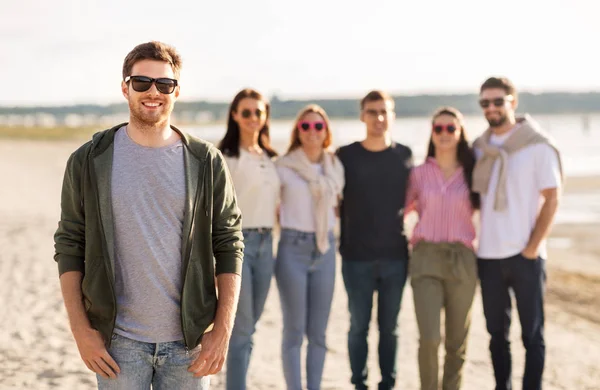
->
<box><xmin>275</xmin><ymin>228</ymin><xmax>336</xmax><ymax>390</ymax></box>
<box><xmin>226</xmin><ymin>228</ymin><xmax>274</xmax><ymax>390</ymax></box>
<box><xmin>97</xmin><ymin>333</ymin><xmax>210</xmax><ymax>389</ymax></box>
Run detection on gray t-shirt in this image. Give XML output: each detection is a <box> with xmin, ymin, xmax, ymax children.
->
<box><xmin>111</xmin><ymin>127</ymin><xmax>186</xmax><ymax>342</ymax></box>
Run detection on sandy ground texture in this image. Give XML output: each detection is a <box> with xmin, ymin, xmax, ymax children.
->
<box><xmin>0</xmin><ymin>139</ymin><xmax>599</xmax><ymax>390</ymax></box>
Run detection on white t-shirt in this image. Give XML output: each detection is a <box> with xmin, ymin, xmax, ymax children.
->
<box><xmin>277</xmin><ymin>164</ymin><xmax>336</xmax><ymax>232</ymax></box>
<box><xmin>476</xmin><ymin>131</ymin><xmax>562</xmax><ymax>259</ymax></box>
<box><xmin>224</xmin><ymin>149</ymin><xmax>280</xmax><ymax>229</ymax></box>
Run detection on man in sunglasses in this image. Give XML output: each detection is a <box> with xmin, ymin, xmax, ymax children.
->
<box><xmin>336</xmin><ymin>90</ymin><xmax>413</xmax><ymax>390</ymax></box>
<box><xmin>54</xmin><ymin>41</ymin><xmax>243</xmax><ymax>389</ymax></box>
<box><xmin>472</xmin><ymin>77</ymin><xmax>562</xmax><ymax>390</ymax></box>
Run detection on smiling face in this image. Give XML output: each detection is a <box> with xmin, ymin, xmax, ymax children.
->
<box><xmin>431</xmin><ymin>113</ymin><xmax>461</xmax><ymax>153</ymax></box>
<box><xmin>297</xmin><ymin>111</ymin><xmax>328</xmax><ymax>150</ymax></box>
<box><xmin>479</xmin><ymin>87</ymin><xmax>516</xmax><ymax>128</ymax></box>
<box><xmin>232</xmin><ymin>98</ymin><xmax>267</xmax><ymax>140</ymax></box>
<box><xmin>360</xmin><ymin>99</ymin><xmax>395</xmax><ymax>139</ymax></box>
<box><xmin>122</xmin><ymin>59</ymin><xmax>179</xmax><ymax>128</ymax></box>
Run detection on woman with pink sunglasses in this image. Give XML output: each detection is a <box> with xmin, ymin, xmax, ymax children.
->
<box><xmin>274</xmin><ymin>104</ymin><xmax>344</xmax><ymax>390</ymax></box>
<box><xmin>405</xmin><ymin>107</ymin><xmax>479</xmax><ymax>390</ymax></box>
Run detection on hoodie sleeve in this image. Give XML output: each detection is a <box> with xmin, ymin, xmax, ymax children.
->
<box><xmin>54</xmin><ymin>150</ymin><xmax>86</xmax><ymax>276</ymax></box>
<box><xmin>211</xmin><ymin>149</ymin><xmax>244</xmax><ymax>275</ymax></box>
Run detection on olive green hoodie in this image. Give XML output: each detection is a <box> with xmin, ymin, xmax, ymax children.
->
<box><xmin>54</xmin><ymin>123</ymin><xmax>244</xmax><ymax>349</ymax></box>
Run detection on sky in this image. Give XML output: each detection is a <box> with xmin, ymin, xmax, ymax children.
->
<box><xmin>1</xmin><ymin>0</ymin><xmax>598</xmax><ymax>106</ymax></box>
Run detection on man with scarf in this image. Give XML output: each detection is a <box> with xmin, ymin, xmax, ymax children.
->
<box><xmin>472</xmin><ymin>76</ymin><xmax>562</xmax><ymax>390</ymax></box>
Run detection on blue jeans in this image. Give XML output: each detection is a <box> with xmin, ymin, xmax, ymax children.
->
<box><xmin>342</xmin><ymin>259</ymin><xmax>408</xmax><ymax>390</ymax></box>
<box><xmin>97</xmin><ymin>333</ymin><xmax>210</xmax><ymax>389</ymax></box>
<box><xmin>478</xmin><ymin>254</ymin><xmax>546</xmax><ymax>390</ymax></box>
<box><xmin>226</xmin><ymin>228</ymin><xmax>274</xmax><ymax>390</ymax></box>
<box><xmin>275</xmin><ymin>229</ymin><xmax>336</xmax><ymax>390</ymax></box>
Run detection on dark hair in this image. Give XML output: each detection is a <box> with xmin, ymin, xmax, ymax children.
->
<box><xmin>427</xmin><ymin>106</ymin><xmax>480</xmax><ymax>209</ymax></box>
<box><xmin>286</xmin><ymin>104</ymin><xmax>333</xmax><ymax>153</ymax></box>
<box><xmin>218</xmin><ymin>88</ymin><xmax>277</xmax><ymax>158</ymax></box>
<box><xmin>360</xmin><ymin>90</ymin><xmax>395</xmax><ymax>110</ymax></box>
<box><xmin>480</xmin><ymin>76</ymin><xmax>517</xmax><ymax>100</ymax></box>
<box><xmin>122</xmin><ymin>41</ymin><xmax>182</xmax><ymax>80</ymax></box>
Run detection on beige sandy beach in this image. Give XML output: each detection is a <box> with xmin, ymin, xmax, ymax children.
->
<box><xmin>0</xmin><ymin>138</ymin><xmax>599</xmax><ymax>390</ymax></box>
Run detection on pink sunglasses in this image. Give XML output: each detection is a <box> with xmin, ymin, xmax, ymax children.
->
<box><xmin>297</xmin><ymin>121</ymin><xmax>326</xmax><ymax>132</ymax></box>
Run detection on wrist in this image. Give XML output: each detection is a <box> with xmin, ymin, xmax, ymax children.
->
<box><xmin>71</xmin><ymin>322</ymin><xmax>94</xmax><ymax>336</ymax></box>
<box><xmin>212</xmin><ymin>319</ymin><xmax>233</xmax><ymax>337</ymax></box>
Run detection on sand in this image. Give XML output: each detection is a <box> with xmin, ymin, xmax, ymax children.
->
<box><xmin>0</xmin><ymin>139</ymin><xmax>599</xmax><ymax>390</ymax></box>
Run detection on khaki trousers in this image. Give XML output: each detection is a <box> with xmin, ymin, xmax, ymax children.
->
<box><xmin>410</xmin><ymin>241</ymin><xmax>477</xmax><ymax>390</ymax></box>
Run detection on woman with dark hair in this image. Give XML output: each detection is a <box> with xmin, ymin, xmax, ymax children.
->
<box><xmin>405</xmin><ymin>107</ymin><xmax>479</xmax><ymax>390</ymax></box>
<box><xmin>274</xmin><ymin>104</ymin><xmax>344</xmax><ymax>390</ymax></box>
<box><xmin>219</xmin><ymin>88</ymin><xmax>280</xmax><ymax>390</ymax></box>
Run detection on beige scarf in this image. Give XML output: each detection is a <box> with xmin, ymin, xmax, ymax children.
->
<box><xmin>276</xmin><ymin>148</ymin><xmax>345</xmax><ymax>254</ymax></box>
<box><xmin>472</xmin><ymin>114</ymin><xmax>563</xmax><ymax>211</ymax></box>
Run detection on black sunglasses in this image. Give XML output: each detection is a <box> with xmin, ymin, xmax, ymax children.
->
<box><xmin>240</xmin><ymin>108</ymin><xmax>265</xmax><ymax>119</ymax></box>
<box><xmin>125</xmin><ymin>75</ymin><xmax>178</xmax><ymax>94</ymax></box>
<box><xmin>479</xmin><ymin>96</ymin><xmax>513</xmax><ymax>109</ymax></box>
<box><xmin>432</xmin><ymin>124</ymin><xmax>457</xmax><ymax>134</ymax></box>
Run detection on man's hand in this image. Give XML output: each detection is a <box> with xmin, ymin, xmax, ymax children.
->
<box><xmin>73</xmin><ymin>327</ymin><xmax>120</xmax><ymax>379</ymax></box>
<box><xmin>522</xmin><ymin>187</ymin><xmax>560</xmax><ymax>261</ymax></box>
<box><xmin>59</xmin><ymin>271</ymin><xmax>121</xmax><ymax>379</ymax></box>
<box><xmin>188</xmin><ymin>329</ymin><xmax>230</xmax><ymax>377</ymax></box>
<box><xmin>521</xmin><ymin>246</ymin><xmax>539</xmax><ymax>260</ymax></box>
<box><xmin>188</xmin><ymin>273</ymin><xmax>239</xmax><ymax>377</ymax></box>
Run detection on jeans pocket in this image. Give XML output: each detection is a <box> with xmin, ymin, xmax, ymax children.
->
<box><xmin>520</xmin><ymin>253</ymin><xmax>539</xmax><ymax>262</ymax></box>
<box><xmin>409</xmin><ymin>257</ymin><xmax>422</xmax><ymax>279</ymax></box>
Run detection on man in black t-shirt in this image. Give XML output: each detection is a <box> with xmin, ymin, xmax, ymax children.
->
<box><xmin>336</xmin><ymin>90</ymin><xmax>413</xmax><ymax>390</ymax></box>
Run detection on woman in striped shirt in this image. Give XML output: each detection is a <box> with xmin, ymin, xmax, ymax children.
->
<box><xmin>405</xmin><ymin>106</ymin><xmax>479</xmax><ymax>390</ymax></box>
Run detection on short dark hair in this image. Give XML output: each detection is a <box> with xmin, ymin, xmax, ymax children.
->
<box><xmin>480</xmin><ymin>76</ymin><xmax>517</xmax><ymax>98</ymax></box>
<box><xmin>122</xmin><ymin>41</ymin><xmax>182</xmax><ymax>80</ymax></box>
<box><xmin>360</xmin><ymin>90</ymin><xmax>395</xmax><ymax>110</ymax></box>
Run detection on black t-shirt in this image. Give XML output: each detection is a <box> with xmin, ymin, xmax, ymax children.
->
<box><xmin>336</xmin><ymin>141</ymin><xmax>413</xmax><ymax>262</ymax></box>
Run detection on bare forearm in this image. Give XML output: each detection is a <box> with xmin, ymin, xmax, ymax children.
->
<box><xmin>59</xmin><ymin>271</ymin><xmax>92</xmax><ymax>334</ymax></box>
<box><xmin>213</xmin><ymin>273</ymin><xmax>241</xmax><ymax>335</ymax></box>
<box><xmin>526</xmin><ymin>196</ymin><xmax>559</xmax><ymax>252</ymax></box>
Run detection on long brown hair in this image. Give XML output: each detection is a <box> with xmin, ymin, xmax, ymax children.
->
<box><xmin>286</xmin><ymin>104</ymin><xmax>333</xmax><ymax>153</ymax></box>
<box><xmin>218</xmin><ymin>88</ymin><xmax>278</xmax><ymax>158</ymax></box>
<box><xmin>427</xmin><ymin>106</ymin><xmax>480</xmax><ymax>209</ymax></box>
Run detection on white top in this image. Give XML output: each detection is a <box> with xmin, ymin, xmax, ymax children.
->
<box><xmin>224</xmin><ymin>149</ymin><xmax>280</xmax><ymax>229</ymax></box>
<box><xmin>476</xmin><ymin>131</ymin><xmax>562</xmax><ymax>259</ymax></box>
<box><xmin>277</xmin><ymin>164</ymin><xmax>336</xmax><ymax>233</ymax></box>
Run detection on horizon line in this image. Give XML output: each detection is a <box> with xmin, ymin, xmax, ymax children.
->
<box><xmin>3</xmin><ymin>88</ymin><xmax>600</xmax><ymax>109</ymax></box>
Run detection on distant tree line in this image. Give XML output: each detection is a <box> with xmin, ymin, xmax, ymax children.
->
<box><xmin>2</xmin><ymin>92</ymin><xmax>599</xmax><ymax>121</ymax></box>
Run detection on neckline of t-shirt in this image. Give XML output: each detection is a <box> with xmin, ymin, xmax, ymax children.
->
<box><xmin>120</xmin><ymin>126</ymin><xmax>182</xmax><ymax>151</ymax></box>
<box><xmin>489</xmin><ymin>123</ymin><xmax>522</xmax><ymax>146</ymax></box>
<box><xmin>357</xmin><ymin>140</ymin><xmax>396</xmax><ymax>153</ymax></box>
<box><xmin>240</xmin><ymin>148</ymin><xmax>267</xmax><ymax>160</ymax></box>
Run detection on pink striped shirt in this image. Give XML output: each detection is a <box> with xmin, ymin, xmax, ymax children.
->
<box><xmin>405</xmin><ymin>157</ymin><xmax>476</xmax><ymax>250</ymax></box>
